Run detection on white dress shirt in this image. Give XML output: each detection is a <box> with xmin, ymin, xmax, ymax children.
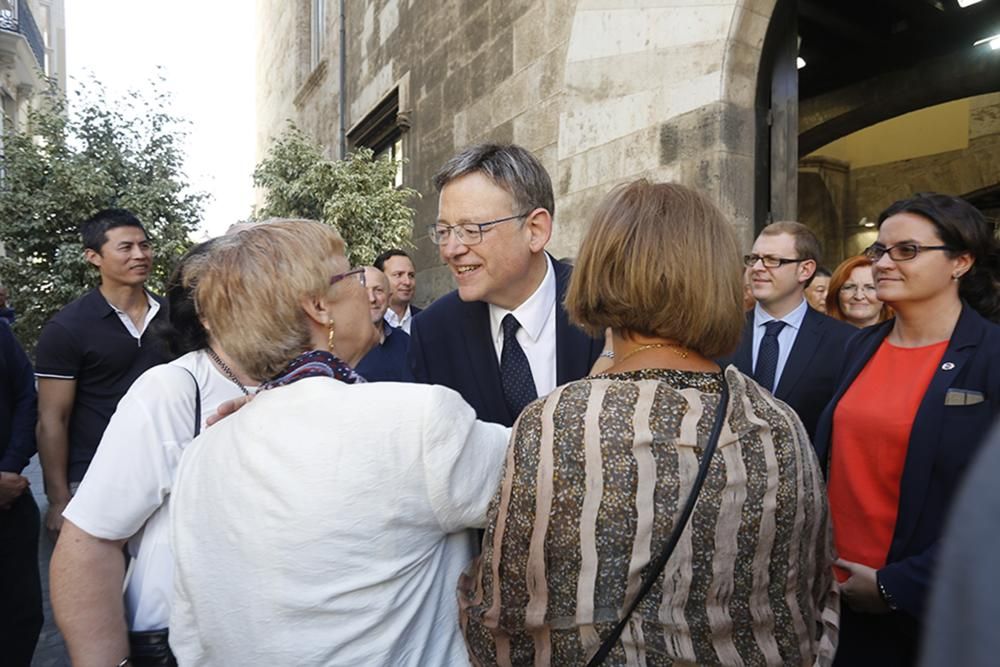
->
<box><xmin>384</xmin><ymin>304</ymin><xmax>415</xmax><ymax>334</ymax></box>
<box><xmin>488</xmin><ymin>255</ymin><xmax>557</xmax><ymax>399</ymax></box>
<box><xmin>751</xmin><ymin>298</ymin><xmax>808</xmax><ymax>390</ymax></box>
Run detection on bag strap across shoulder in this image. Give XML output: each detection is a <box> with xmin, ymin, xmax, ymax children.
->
<box><xmin>586</xmin><ymin>379</ymin><xmax>730</xmax><ymax>666</ymax></box>
<box><xmin>181</xmin><ymin>368</ymin><xmax>201</xmax><ymax>437</ymax></box>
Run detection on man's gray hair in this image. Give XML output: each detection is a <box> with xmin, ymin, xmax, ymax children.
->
<box><xmin>432</xmin><ymin>143</ymin><xmax>555</xmax><ymax>219</ymax></box>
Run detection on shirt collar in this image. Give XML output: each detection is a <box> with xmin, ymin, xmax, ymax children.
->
<box><xmin>754</xmin><ymin>297</ymin><xmax>808</xmax><ymax>331</ymax></box>
<box><xmin>488</xmin><ymin>254</ymin><xmax>555</xmax><ymax>344</ymax></box>
<box><xmin>105</xmin><ymin>290</ymin><xmax>159</xmax><ymax>316</ymax></box>
<box><xmin>384</xmin><ymin>305</ymin><xmax>412</xmax><ymax>328</ymax></box>
<box><xmin>97</xmin><ymin>289</ymin><xmax>159</xmax><ymax>319</ymax></box>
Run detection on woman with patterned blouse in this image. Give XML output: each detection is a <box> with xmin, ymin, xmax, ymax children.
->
<box><xmin>460</xmin><ymin>180</ymin><xmax>840</xmax><ymax>666</ymax></box>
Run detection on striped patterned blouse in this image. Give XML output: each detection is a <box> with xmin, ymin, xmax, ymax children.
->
<box><xmin>460</xmin><ymin>367</ymin><xmax>839</xmax><ymax>666</ymax></box>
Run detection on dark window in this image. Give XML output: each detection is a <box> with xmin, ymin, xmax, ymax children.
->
<box><xmin>348</xmin><ymin>89</ymin><xmax>407</xmax><ymax>187</ymax></box>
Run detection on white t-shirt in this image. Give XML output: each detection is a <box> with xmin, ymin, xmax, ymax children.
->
<box><xmin>64</xmin><ymin>350</ymin><xmax>253</xmax><ymax>631</ymax></box>
<box><xmin>169</xmin><ymin>378</ymin><xmax>510</xmax><ymax>666</ymax></box>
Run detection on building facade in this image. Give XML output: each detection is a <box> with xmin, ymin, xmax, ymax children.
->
<box><xmin>0</xmin><ymin>0</ymin><xmax>65</xmax><ymax>135</ymax></box>
<box><xmin>257</xmin><ymin>0</ymin><xmax>776</xmax><ymax>303</ymax></box>
<box><xmin>256</xmin><ymin>0</ymin><xmax>1000</xmax><ymax>304</ymax></box>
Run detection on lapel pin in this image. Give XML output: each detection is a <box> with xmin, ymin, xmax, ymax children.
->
<box><xmin>941</xmin><ymin>362</ymin><xmax>955</xmax><ymax>371</ymax></box>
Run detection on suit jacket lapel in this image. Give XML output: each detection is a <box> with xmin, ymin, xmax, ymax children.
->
<box><xmin>552</xmin><ymin>258</ymin><xmax>590</xmax><ymax>385</ymax></box>
<box><xmin>889</xmin><ymin>307</ymin><xmax>982</xmax><ymax>557</ymax></box>
<box><xmin>458</xmin><ymin>299</ymin><xmax>511</xmax><ymax>424</ymax></box>
<box><xmin>812</xmin><ymin>323</ymin><xmax>889</xmax><ymax>467</ymax></box>
<box><xmin>775</xmin><ymin>307</ymin><xmax>820</xmax><ymax>401</ymax></box>
<box><xmin>733</xmin><ymin>312</ymin><xmax>754</xmax><ymax>375</ymax></box>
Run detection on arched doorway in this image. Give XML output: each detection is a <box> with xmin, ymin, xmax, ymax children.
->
<box><xmin>794</xmin><ymin>0</ymin><xmax>1000</xmax><ymax>264</ymax></box>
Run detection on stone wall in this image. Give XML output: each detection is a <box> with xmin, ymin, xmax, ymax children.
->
<box><xmin>256</xmin><ymin>0</ymin><xmax>776</xmax><ymax>304</ymax></box>
<box><xmin>799</xmin><ymin>92</ymin><xmax>1000</xmax><ymax>264</ymax></box>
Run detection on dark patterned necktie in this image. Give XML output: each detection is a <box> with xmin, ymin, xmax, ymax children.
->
<box><xmin>753</xmin><ymin>320</ymin><xmax>787</xmax><ymax>392</ymax></box>
<box><xmin>500</xmin><ymin>314</ymin><xmax>537</xmax><ymax>418</ymax></box>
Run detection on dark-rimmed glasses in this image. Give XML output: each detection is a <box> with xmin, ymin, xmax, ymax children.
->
<box><xmin>864</xmin><ymin>243</ymin><xmax>953</xmax><ymax>262</ymax></box>
<box><xmin>330</xmin><ymin>267</ymin><xmax>366</xmax><ymax>287</ymax></box>
<box><xmin>743</xmin><ymin>254</ymin><xmax>808</xmax><ymax>269</ymax></box>
<box><xmin>428</xmin><ymin>212</ymin><xmax>530</xmax><ymax>246</ymax></box>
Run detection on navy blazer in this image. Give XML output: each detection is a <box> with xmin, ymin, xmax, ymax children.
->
<box><xmin>719</xmin><ymin>305</ymin><xmax>855</xmax><ymax>439</ymax></box>
<box><xmin>0</xmin><ymin>320</ymin><xmax>36</xmax><ymax>473</ymax></box>
<box><xmin>813</xmin><ymin>303</ymin><xmax>1000</xmax><ymax>620</ymax></box>
<box><xmin>409</xmin><ymin>258</ymin><xmax>604</xmax><ymax>427</ymax></box>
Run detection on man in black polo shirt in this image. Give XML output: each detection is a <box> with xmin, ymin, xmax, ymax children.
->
<box><xmin>35</xmin><ymin>209</ymin><xmax>169</xmax><ymax>542</ymax></box>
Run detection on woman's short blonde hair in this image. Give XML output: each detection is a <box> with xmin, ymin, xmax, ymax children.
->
<box><xmin>195</xmin><ymin>219</ymin><xmax>348</xmax><ymax>381</ymax></box>
<box><xmin>565</xmin><ymin>179</ymin><xmax>745</xmax><ymax>359</ymax></box>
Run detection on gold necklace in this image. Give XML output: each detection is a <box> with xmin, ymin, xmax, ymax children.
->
<box><xmin>619</xmin><ymin>342</ymin><xmax>689</xmax><ymax>364</ymax></box>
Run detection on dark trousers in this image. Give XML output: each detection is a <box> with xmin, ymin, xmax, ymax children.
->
<box><xmin>834</xmin><ymin>603</ymin><xmax>918</xmax><ymax>667</ymax></box>
<box><xmin>0</xmin><ymin>492</ymin><xmax>43</xmax><ymax>667</ymax></box>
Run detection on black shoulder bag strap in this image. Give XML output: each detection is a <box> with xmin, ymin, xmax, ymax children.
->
<box><xmin>586</xmin><ymin>380</ymin><xmax>730</xmax><ymax>666</ymax></box>
<box><xmin>183</xmin><ymin>368</ymin><xmax>202</xmax><ymax>437</ymax></box>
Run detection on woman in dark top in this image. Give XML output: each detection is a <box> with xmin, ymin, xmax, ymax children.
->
<box><xmin>813</xmin><ymin>192</ymin><xmax>1000</xmax><ymax>666</ymax></box>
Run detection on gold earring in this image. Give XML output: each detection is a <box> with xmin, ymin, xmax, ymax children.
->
<box><xmin>327</xmin><ymin>319</ymin><xmax>335</xmax><ymax>352</ymax></box>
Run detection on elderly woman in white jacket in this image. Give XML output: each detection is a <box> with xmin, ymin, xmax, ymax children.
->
<box><xmin>168</xmin><ymin>220</ymin><xmax>510</xmax><ymax>666</ymax></box>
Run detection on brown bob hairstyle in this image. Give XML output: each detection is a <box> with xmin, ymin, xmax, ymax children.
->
<box><xmin>565</xmin><ymin>179</ymin><xmax>745</xmax><ymax>359</ymax></box>
<box><xmin>824</xmin><ymin>255</ymin><xmax>893</xmax><ymax>324</ymax></box>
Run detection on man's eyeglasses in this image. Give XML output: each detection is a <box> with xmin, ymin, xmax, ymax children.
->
<box><xmin>330</xmin><ymin>267</ymin><xmax>366</xmax><ymax>287</ymax></box>
<box><xmin>864</xmin><ymin>243</ymin><xmax>953</xmax><ymax>262</ymax></box>
<box><xmin>428</xmin><ymin>212</ymin><xmax>530</xmax><ymax>246</ymax></box>
<box><xmin>840</xmin><ymin>283</ymin><xmax>877</xmax><ymax>296</ymax></box>
<box><xmin>743</xmin><ymin>254</ymin><xmax>808</xmax><ymax>269</ymax></box>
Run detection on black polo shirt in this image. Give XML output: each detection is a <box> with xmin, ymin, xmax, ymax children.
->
<box><xmin>35</xmin><ymin>287</ymin><xmax>169</xmax><ymax>482</ymax></box>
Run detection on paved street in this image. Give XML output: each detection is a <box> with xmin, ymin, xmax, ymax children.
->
<box><xmin>24</xmin><ymin>455</ymin><xmax>70</xmax><ymax>667</ymax></box>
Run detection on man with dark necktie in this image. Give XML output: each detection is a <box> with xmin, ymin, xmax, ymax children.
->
<box><xmin>408</xmin><ymin>143</ymin><xmax>604</xmax><ymax>427</ymax></box>
<box><xmin>719</xmin><ymin>221</ymin><xmax>854</xmax><ymax>439</ymax></box>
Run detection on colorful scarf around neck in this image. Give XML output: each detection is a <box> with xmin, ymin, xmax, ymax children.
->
<box><xmin>261</xmin><ymin>350</ymin><xmax>366</xmax><ymax>391</ymax></box>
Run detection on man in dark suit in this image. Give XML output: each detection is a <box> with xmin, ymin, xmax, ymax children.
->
<box><xmin>409</xmin><ymin>144</ymin><xmax>604</xmax><ymax>427</ymax></box>
<box><xmin>719</xmin><ymin>221</ymin><xmax>854</xmax><ymax>439</ymax></box>
<box><xmin>374</xmin><ymin>249</ymin><xmax>421</xmax><ymax>334</ymax></box>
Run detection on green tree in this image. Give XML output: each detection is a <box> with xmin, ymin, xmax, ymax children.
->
<box><xmin>252</xmin><ymin>122</ymin><xmax>418</xmax><ymax>266</ymax></box>
<box><xmin>0</xmin><ymin>76</ymin><xmax>205</xmax><ymax>352</ymax></box>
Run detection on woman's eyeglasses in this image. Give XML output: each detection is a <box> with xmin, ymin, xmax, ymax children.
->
<box><xmin>330</xmin><ymin>267</ymin><xmax>366</xmax><ymax>287</ymax></box>
<box><xmin>864</xmin><ymin>243</ymin><xmax>953</xmax><ymax>262</ymax></box>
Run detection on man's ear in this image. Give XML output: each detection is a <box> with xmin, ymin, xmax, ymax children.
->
<box><xmin>84</xmin><ymin>248</ymin><xmax>102</xmax><ymax>269</ymax></box>
<box><xmin>300</xmin><ymin>295</ymin><xmax>332</xmax><ymax>327</ymax></box>
<box><xmin>524</xmin><ymin>208</ymin><xmax>552</xmax><ymax>254</ymax></box>
<box><xmin>798</xmin><ymin>259</ymin><xmax>817</xmax><ymax>286</ymax></box>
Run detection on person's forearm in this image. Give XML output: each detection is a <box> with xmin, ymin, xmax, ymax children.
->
<box><xmin>36</xmin><ymin>417</ymin><xmax>70</xmax><ymax>502</ymax></box>
<box><xmin>51</xmin><ymin>521</ymin><xmax>129</xmax><ymax>666</ymax></box>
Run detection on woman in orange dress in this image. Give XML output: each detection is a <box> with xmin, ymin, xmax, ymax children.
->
<box><xmin>813</xmin><ymin>193</ymin><xmax>1000</xmax><ymax>666</ymax></box>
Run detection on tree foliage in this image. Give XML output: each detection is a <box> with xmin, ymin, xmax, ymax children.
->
<box><xmin>0</xmin><ymin>75</ymin><xmax>205</xmax><ymax>352</ymax></box>
<box><xmin>252</xmin><ymin>122</ymin><xmax>418</xmax><ymax>266</ymax></box>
